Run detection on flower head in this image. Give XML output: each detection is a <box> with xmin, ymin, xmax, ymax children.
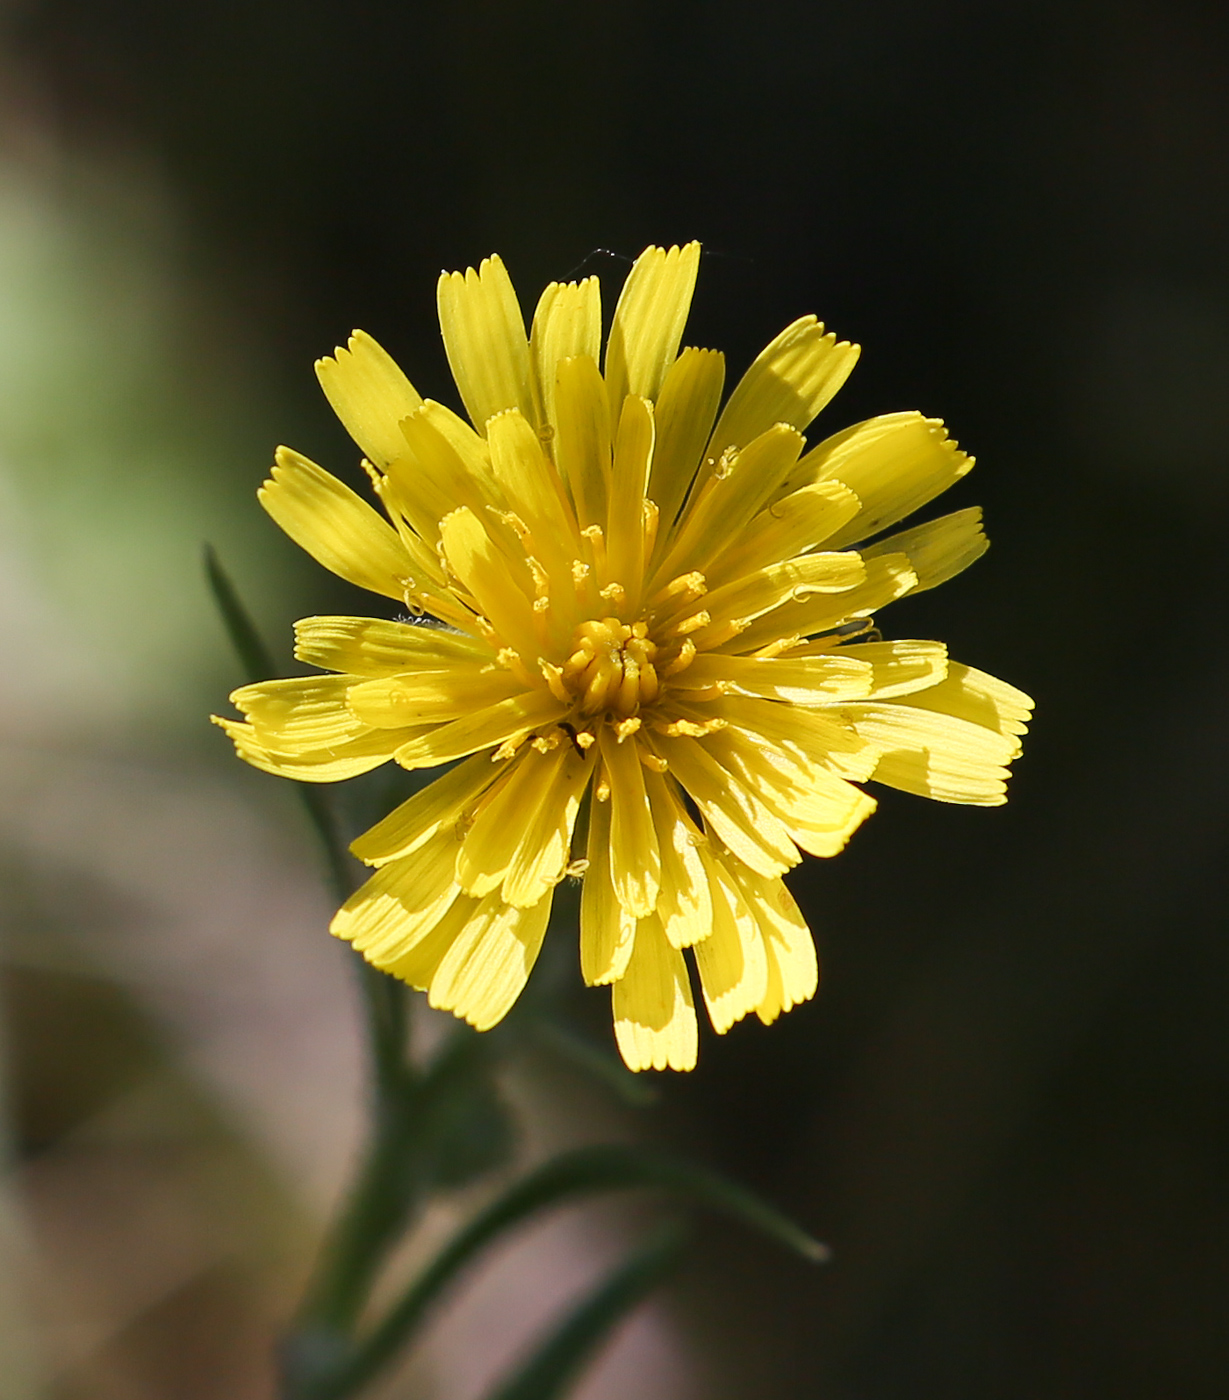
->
<box><xmin>216</xmin><ymin>243</ymin><xmax>1031</xmax><ymax>1071</ymax></box>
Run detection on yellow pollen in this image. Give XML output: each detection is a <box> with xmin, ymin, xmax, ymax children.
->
<box><xmin>557</xmin><ymin>616</ymin><xmax>661</xmax><ymax>718</ymax></box>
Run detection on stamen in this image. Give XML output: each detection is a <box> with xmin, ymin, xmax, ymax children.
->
<box><xmin>751</xmin><ymin>635</ymin><xmax>802</xmax><ymax>659</ymax></box>
<box><xmin>642</xmin><ymin>499</ymin><xmax>660</xmax><ymax>560</ymax></box>
<box><xmin>650</xmin><ymin>571</ymin><xmax>706</xmax><ymax>608</ymax></box>
<box><xmin>540</xmin><ymin>660</ymin><xmax>572</xmax><ymax>705</ymax></box>
<box><xmin>571</xmin><ymin>559</ymin><xmax>595</xmax><ymax>611</ymax></box>
<box><xmin>581</xmin><ymin>524</ymin><xmax>607</xmax><ymax>573</ymax></box>
<box><xmin>615</xmin><ymin>654</ymin><xmax>640</xmax><ymax>715</ymax></box>
<box><xmin>527</xmin><ymin>555</ymin><xmax>550</xmax><ymax>598</ymax></box>
<box><xmin>499</xmin><ymin>648</ymin><xmax>538</xmax><ymax>688</ymax></box>
<box><xmin>653</xmin><ymin>716</ymin><xmax>726</xmax><ymax>737</ymax></box>
<box><xmin>489</xmin><ymin>506</ymin><xmax>531</xmax><ymax>541</ymax></box>
<box><xmin>672</xmin><ymin>610</ymin><xmax>711</xmax><ymax>637</ymax></box>
<box><xmin>660</xmin><ymin>639</ymin><xmax>696</xmax><ymax>676</ymax></box>
<box><xmin>694</xmin><ymin>617</ymin><xmax>747</xmax><ymax>648</ymax></box>
<box><xmin>614</xmin><ymin>717</ymin><xmax>641</xmax><ymax>741</ymax></box>
<box><xmin>473</xmin><ymin>615</ymin><xmax>501</xmax><ymax>647</ymax></box>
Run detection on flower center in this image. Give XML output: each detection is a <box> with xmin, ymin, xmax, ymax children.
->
<box><xmin>560</xmin><ymin>617</ymin><xmax>661</xmax><ymax>718</ymax></box>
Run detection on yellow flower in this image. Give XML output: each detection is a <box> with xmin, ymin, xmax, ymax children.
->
<box><xmin>215</xmin><ymin>243</ymin><xmax>1031</xmax><ymax>1072</ymax></box>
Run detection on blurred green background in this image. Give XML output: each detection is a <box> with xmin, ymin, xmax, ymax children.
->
<box><xmin>0</xmin><ymin>1</ymin><xmax>1226</xmax><ymax>1396</ymax></box>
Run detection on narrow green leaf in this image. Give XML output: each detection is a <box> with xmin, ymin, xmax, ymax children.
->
<box><xmin>204</xmin><ymin>544</ymin><xmax>359</xmax><ymax>904</ymax></box>
<box><xmin>481</xmin><ymin>1223</ymin><xmax>689</xmax><ymax>1400</ymax></box>
<box><xmin>206</xmin><ymin>544</ymin><xmax>411</xmax><ymax>1350</ymax></box>
<box><xmin>203</xmin><ymin>544</ymin><xmax>279</xmax><ymax>684</ymax></box>
<box><xmin>309</xmin><ymin>1144</ymin><xmax>826</xmax><ymax>1397</ymax></box>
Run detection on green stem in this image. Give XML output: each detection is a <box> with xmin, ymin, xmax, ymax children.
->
<box><xmin>284</xmin><ymin>789</ymin><xmax>416</xmax><ymax>1378</ymax></box>
<box><xmin>203</xmin><ymin>549</ymin><xmax>417</xmax><ymax>1395</ymax></box>
<box><xmin>303</xmin><ymin>1143</ymin><xmax>827</xmax><ymax>1399</ymax></box>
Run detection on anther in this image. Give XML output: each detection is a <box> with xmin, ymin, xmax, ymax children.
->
<box><xmin>673</xmin><ymin>610</ymin><xmax>711</xmax><ymax>637</ymax></box>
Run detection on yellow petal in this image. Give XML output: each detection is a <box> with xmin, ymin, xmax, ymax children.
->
<box><xmin>644</xmin><ymin>770</ymin><xmax>712</xmax><ymax>949</ymax></box>
<box><xmin>218</xmin><ymin>673</ymin><xmax>414</xmax><ymax>780</ymax></box>
<box><xmin>598</xmin><ymin>728</ymin><xmax>661</xmax><ymax>918</ymax></box>
<box><xmin>437</xmin><ymin>255</ymin><xmax>533</xmax><ymax>430</ymax></box>
<box><xmin>315</xmin><ymin>330</ymin><xmax>423</xmax><ymax>469</ymax></box>
<box><xmin>553</xmin><ymin>354</ymin><xmax>611</xmax><ymax>530</ymax></box>
<box><xmin>350</xmin><ymin>752</ymin><xmax>505</xmax><ymax>866</ymax></box>
<box><xmin>893</xmin><ymin>661</ymin><xmax>1034</xmax><ymax>737</ymax></box>
<box><xmin>457</xmin><ymin>743</ymin><xmax>593</xmax><ymax>906</ymax></box>
<box><xmin>486</xmin><ymin>408</ymin><xmax>580</xmax><ymax>567</ymax></box>
<box><xmin>703</xmin><ymin>479</ymin><xmax>862</xmax><ymax>587</ymax></box>
<box><xmin>678</xmin><ymin>650</ymin><xmax>875</xmax><ymax>704</ymax></box>
<box><xmin>708</xmin><ymin>316</ymin><xmax>859</xmax><ymax>455</ymax></box>
<box><xmin>259</xmin><ymin>448</ymin><xmax>414</xmax><ymax>600</ymax></box>
<box><xmin>647</xmin><ymin>347</ymin><xmax>725</xmax><ymax>532</ymax></box>
<box><xmin>704</xmin><ymin>727</ymin><xmax>875</xmax><ymax>859</ymax></box>
<box><xmin>797</xmin><ymin>412</ymin><xmax>973</xmax><ymax>549</ymax></box>
<box><xmin>723</xmin><ymin>865</ymin><xmax>819</xmax><ymax>1026</ymax></box>
<box><xmin>605</xmin><ymin>395</ymin><xmax>655</xmax><ymax>595</ymax></box>
<box><xmin>580</xmin><ymin>796</ymin><xmax>635</xmax><ymax>985</ymax></box>
<box><xmin>294</xmin><ymin>615</ymin><xmax>493</xmax><ymax>676</ymax></box>
<box><xmin>604</xmin><ymin>242</ymin><xmax>701</xmax><ymax>419</ymax></box>
<box><xmin>347</xmin><ymin>665</ymin><xmax>524</xmax><ymax>728</ymax></box>
<box><xmin>659</xmin><ymin>734</ymin><xmax>799</xmax><ymax>877</ymax></box>
<box><xmin>853</xmin><ymin>639</ymin><xmax>949</xmax><ymax>699</ymax></box>
<box><xmin>438</xmin><ymin>506</ymin><xmax>539</xmax><ymax>657</ymax></box>
<box><xmin>530</xmin><ymin>277</ymin><xmax>601</xmax><ymax>435</ymax></box>
<box><xmin>712</xmin><ymin>693</ymin><xmax>879</xmax><ymax>783</ymax></box>
<box><xmin>655</xmin><ymin>423</ymin><xmax>805</xmax><ymax>582</ymax></box>
<box><xmin>612</xmin><ymin>915</ymin><xmax>698</xmax><ymax>1072</ymax></box>
<box><xmin>380</xmin><ymin>897</ymin><xmax>474</xmax><ymax>989</ymax></box>
<box><xmin>392</xmin><ymin>690</ymin><xmax>566</xmax><ymax>770</ymax></box>
<box><xmin>429</xmin><ymin>891</ymin><xmax>552</xmax><ymax>1030</ymax></box>
<box><xmin>227</xmin><ymin>673</ymin><xmax>363</xmax><ymax>734</ymax></box>
<box><xmin>331</xmin><ymin>826</ymin><xmax>465</xmax><ymax>965</ymax></box>
<box><xmin>862</xmin><ymin>507</ymin><xmax>987</xmax><ymax>593</ymax></box>
<box><xmin>392</xmin><ymin>400</ymin><xmax>502</xmax><ymax>541</ymax></box>
<box><xmin>835</xmin><ymin>699</ymin><xmax>1024</xmax><ymax>805</ymax></box>
<box><xmin>697</xmin><ymin>549</ymin><xmax>867</xmax><ymax>635</ymax></box>
<box><xmin>214</xmin><ymin>715</ymin><xmax>405</xmax><ymax>782</ymax></box>
<box><xmin>692</xmin><ymin>851</ymin><xmax>769</xmax><ymax>1033</ymax></box>
<box><xmin>500</xmin><ymin>746</ymin><xmax>594</xmax><ymax>907</ymax></box>
<box><xmin>728</xmin><ymin>551</ymin><xmax>917</xmax><ymax>654</ymax></box>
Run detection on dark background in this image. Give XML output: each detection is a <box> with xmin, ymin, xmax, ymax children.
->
<box><xmin>5</xmin><ymin>1</ymin><xmax>1228</xmax><ymax>1396</ymax></box>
